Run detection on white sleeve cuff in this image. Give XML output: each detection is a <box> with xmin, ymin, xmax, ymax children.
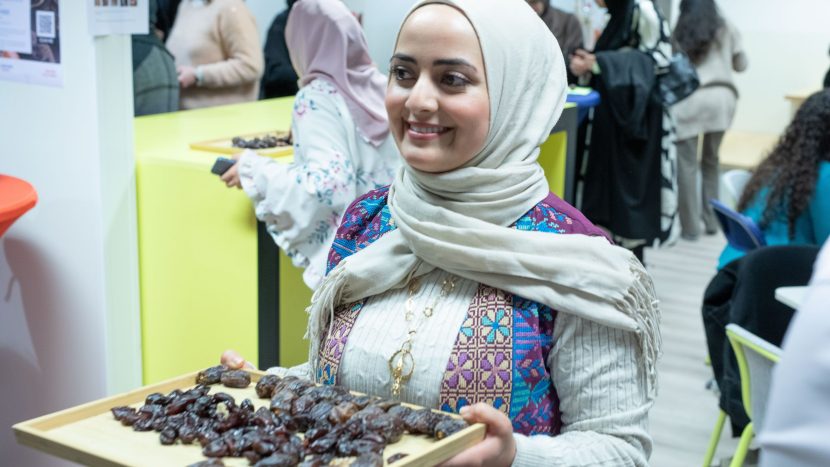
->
<box><xmin>237</xmin><ymin>149</ymin><xmax>272</xmax><ymax>200</ymax></box>
<box><xmin>512</xmin><ymin>433</ymin><xmax>544</xmax><ymax>467</ymax></box>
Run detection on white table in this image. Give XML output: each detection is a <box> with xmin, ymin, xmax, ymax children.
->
<box><xmin>775</xmin><ymin>286</ymin><xmax>808</xmax><ymax>309</ymax></box>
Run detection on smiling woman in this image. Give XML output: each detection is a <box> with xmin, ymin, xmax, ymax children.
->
<box><xmin>222</xmin><ymin>1</ymin><xmax>660</xmax><ymax>465</ymax></box>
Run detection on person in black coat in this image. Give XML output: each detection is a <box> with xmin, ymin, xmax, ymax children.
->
<box><xmin>155</xmin><ymin>0</ymin><xmax>181</xmax><ymax>41</ymax></box>
<box><xmin>260</xmin><ymin>0</ymin><xmax>300</xmax><ymax>99</ymax></box>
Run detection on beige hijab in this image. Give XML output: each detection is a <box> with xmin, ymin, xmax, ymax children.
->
<box><xmin>308</xmin><ymin>0</ymin><xmax>661</xmax><ymax>398</ymax></box>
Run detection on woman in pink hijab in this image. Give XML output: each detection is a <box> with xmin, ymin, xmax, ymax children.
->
<box><xmin>221</xmin><ymin>0</ymin><xmax>401</xmax><ymax>290</ymax></box>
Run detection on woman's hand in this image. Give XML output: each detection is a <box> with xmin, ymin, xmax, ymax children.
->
<box><xmin>177</xmin><ymin>65</ymin><xmax>197</xmax><ymax>88</ymax></box>
<box><xmin>220</xmin><ymin>156</ymin><xmax>242</xmax><ymax>189</ymax></box>
<box><xmin>440</xmin><ymin>403</ymin><xmax>517</xmax><ymax>467</ymax></box>
<box><xmin>569</xmin><ymin>49</ymin><xmax>596</xmax><ymax>76</ymax></box>
<box><xmin>220</xmin><ymin>349</ymin><xmax>256</xmax><ymax>370</ymax></box>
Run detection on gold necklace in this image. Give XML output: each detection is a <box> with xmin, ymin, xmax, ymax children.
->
<box><xmin>388</xmin><ymin>275</ymin><xmax>457</xmax><ymax>398</ymax></box>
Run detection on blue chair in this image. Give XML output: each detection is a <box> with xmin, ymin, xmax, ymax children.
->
<box><xmin>709</xmin><ymin>199</ymin><xmax>766</xmax><ymax>252</ymax></box>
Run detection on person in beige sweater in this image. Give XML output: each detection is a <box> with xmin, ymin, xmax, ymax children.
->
<box><xmin>166</xmin><ymin>0</ymin><xmax>264</xmax><ymax>110</ymax></box>
<box><xmin>671</xmin><ymin>0</ymin><xmax>747</xmax><ymax>240</ymax></box>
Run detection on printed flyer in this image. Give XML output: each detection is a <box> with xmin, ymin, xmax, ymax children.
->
<box><xmin>88</xmin><ymin>0</ymin><xmax>148</xmax><ymax>36</ymax></box>
<box><xmin>0</xmin><ymin>0</ymin><xmax>62</xmax><ymax>87</ymax></box>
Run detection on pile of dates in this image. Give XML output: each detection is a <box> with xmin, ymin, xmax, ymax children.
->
<box><xmin>231</xmin><ymin>134</ymin><xmax>289</xmax><ymax>149</ymax></box>
<box><xmin>111</xmin><ymin>366</ymin><xmax>468</xmax><ymax>466</ymax></box>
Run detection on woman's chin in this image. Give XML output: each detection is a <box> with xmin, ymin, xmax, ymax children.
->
<box><xmin>402</xmin><ymin>152</ymin><xmax>441</xmax><ymax>173</ymax></box>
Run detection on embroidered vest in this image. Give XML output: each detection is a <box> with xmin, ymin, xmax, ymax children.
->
<box><xmin>317</xmin><ymin>186</ymin><xmax>607</xmax><ymax>436</ymax></box>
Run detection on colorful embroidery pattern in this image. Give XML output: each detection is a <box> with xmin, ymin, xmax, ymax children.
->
<box><xmin>439</xmin><ymin>286</ymin><xmax>513</xmax><ymax>417</ymax></box>
<box><xmin>327</xmin><ymin>186</ymin><xmax>393</xmax><ymax>274</ymax></box>
<box><xmin>320</xmin><ymin>187</ymin><xmax>590</xmax><ymax>435</ymax></box>
<box><xmin>505</xmin><ymin>296</ymin><xmax>561</xmax><ymax>435</ymax></box>
<box><xmin>317</xmin><ymin>301</ymin><xmax>365</xmax><ymax>385</ymax></box>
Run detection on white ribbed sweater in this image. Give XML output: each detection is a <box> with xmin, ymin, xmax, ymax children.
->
<box><xmin>278</xmin><ymin>269</ymin><xmax>652</xmax><ymax>466</ymax></box>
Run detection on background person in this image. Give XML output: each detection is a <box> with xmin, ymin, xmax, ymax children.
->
<box><xmin>701</xmin><ymin>89</ymin><xmax>830</xmax><ymax>437</ymax></box>
<box><xmin>824</xmin><ymin>45</ymin><xmax>830</xmax><ymax>88</ymax></box>
<box><xmin>569</xmin><ymin>0</ymin><xmax>678</xmax><ymax>262</ymax></box>
<box><xmin>718</xmin><ymin>89</ymin><xmax>830</xmax><ymax>269</ymax></box>
<box><xmin>759</xmin><ymin>240</ymin><xmax>830</xmax><ymax>467</ymax></box>
<box><xmin>132</xmin><ymin>0</ymin><xmax>179</xmax><ymax>116</ymax></box>
<box><xmin>672</xmin><ymin>0</ymin><xmax>747</xmax><ymax>240</ymax></box>
<box><xmin>220</xmin><ymin>0</ymin><xmax>400</xmax><ymax>290</ymax></box>
<box><xmin>260</xmin><ymin>0</ymin><xmax>299</xmax><ymax>99</ymax></box>
<box><xmin>166</xmin><ymin>0</ymin><xmax>264</xmax><ymax>110</ymax></box>
<box><xmin>702</xmin><ymin>245</ymin><xmax>820</xmax><ymax>437</ymax></box>
<box><xmin>156</xmin><ymin>0</ymin><xmax>182</xmax><ymax>40</ymax></box>
<box><xmin>224</xmin><ymin>1</ymin><xmax>660</xmax><ymax>464</ymax></box>
<box><xmin>526</xmin><ymin>0</ymin><xmax>583</xmax><ymax>57</ymax></box>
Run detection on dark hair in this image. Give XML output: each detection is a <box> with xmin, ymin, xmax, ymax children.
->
<box><xmin>738</xmin><ymin>89</ymin><xmax>830</xmax><ymax>238</ymax></box>
<box><xmin>672</xmin><ymin>0</ymin><xmax>723</xmax><ymax>64</ymax></box>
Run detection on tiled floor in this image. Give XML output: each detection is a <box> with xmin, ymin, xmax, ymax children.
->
<box><xmin>646</xmin><ymin>233</ymin><xmax>743</xmax><ymax>467</ymax></box>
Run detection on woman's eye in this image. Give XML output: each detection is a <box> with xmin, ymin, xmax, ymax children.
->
<box><xmin>441</xmin><ymin>73</ymin><xmax>470</xmax><ymax>87</ymax></box>
<box><xmin>391</xmin><ymin>66</ymin><xmax>413</xmax><ymax>81</ymax></box>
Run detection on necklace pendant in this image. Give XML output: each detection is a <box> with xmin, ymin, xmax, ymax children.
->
<box><xmin>388</xmin><ymin>348</ymin><xmax>415</xmax><ymax>388</ymax></box>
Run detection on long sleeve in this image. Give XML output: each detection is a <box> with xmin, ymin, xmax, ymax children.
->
<box><xmin>200</xmin><ymin>1</ymin><xmax>264</xmax><ymax>88</ymax></box>
<box><xmin>238</xmin><ymin>81</ymin><xmax>366</xmax><ymax>289</ymax></box>
<box><xmin>512</xmin><ymin>312</ymin><xmax>652</xmax><ymax>467</ymax></box>
<box><xmin>267</xmin><ymin>362</ymin><xmax>312</xmax><ymax>379</ymax></box>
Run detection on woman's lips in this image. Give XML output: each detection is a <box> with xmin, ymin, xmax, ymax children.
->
<box><xmin>405</xmin><ymin>121</ymin><xmax>450</xmax><ymax>141</ymax></box>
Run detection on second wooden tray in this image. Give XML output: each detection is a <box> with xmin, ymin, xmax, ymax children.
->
<box><xmin>190</xmin><ymin>130</ymin><xmax>293</xmax><ymax>158</ymax></box>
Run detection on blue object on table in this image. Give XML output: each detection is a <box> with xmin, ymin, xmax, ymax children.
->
<box><xmin>566</xmin><ymin>88</ymin><xmax>601</xmax><ymax>124</ymax></box>
<box><xmin>710</xmin><ymin>199</ymin><xmax>767</xmax><ymax>252</ymax></box>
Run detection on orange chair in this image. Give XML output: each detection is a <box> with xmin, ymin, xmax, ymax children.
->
<box><xmin>0</xmin><ymin>174</ymin><xmax>37</xmax><ymax>237</ymax></box>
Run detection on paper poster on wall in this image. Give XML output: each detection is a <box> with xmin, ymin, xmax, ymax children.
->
<box><xmin>0</xmin><ymin>0</ymin><xmax>62</xmax><ymax>87</ymax></box>
<box><xmin>87</xmin><ymin>0</ymin><xmax>148</xmax><ymax>36</ymax></box>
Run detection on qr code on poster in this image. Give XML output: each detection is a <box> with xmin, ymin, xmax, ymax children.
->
<box><xmin>36</xmin><ymin>11</ymin><xmax>57</xmax><ymax>39</ymax></box>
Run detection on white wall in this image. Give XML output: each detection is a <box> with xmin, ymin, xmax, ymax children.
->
<box><xmin>714</xmin><ymin>0</ymin><xmax>830</xmax><ymax>134</ymax></box>
<box><xmin>0</xmin><ymin>2</ymin><xmax>141</xmax><ymax>466</ymax></box>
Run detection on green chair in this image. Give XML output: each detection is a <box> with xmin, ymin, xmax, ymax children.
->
<box><xmin>702</xmin><ymin>325</ymin><xmax>782</xmax><ymax>467</ymax></box>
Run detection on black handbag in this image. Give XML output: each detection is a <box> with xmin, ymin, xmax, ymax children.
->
<box><xmin>632</xmin><ymin>1</ymin><xmax>700</xmax><ymax>106</ymax></box>
<box><xmin>657</xmin><ymin>51</ymin><xmax>700</xmax><ymax>106</ymax></box>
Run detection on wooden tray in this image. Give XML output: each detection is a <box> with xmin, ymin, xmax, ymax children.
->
<box><xmin>13</xmin><ymin>370</ymin><xmax>485</xmax><ymax>467</ymax></box>
<box><xmin>190</xmin><ymin>131</ymin><xmax>293</xmax><ymax>157</ymax></box>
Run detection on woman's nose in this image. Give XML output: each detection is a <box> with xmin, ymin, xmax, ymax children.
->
<box><xmin>405</xmin><ymin>77</ymin><xmax>439</xmax><ymax>114</ymax></box>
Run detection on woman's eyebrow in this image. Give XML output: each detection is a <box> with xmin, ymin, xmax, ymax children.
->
<box><xmin>391</xmin><ymin>53</ymin><xmax>416</xmax><ymax>63</ymax></box>
<box><xmin>433</xmin><ymin>58</ymin><xmax>477</xmax><ymax>71</ymax></box>
<box><xmin>391</xmin><ymin>54</ymin><xmax>477</xmax><ymax>72</ymax></box>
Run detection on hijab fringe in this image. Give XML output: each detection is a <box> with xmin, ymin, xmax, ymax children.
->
<box><xmin>306</xmin><ymin>261</ymin><xmax>349</xmax><ymax>379</ymax></box>
<box><xmin>621</xmin><ymin>256</ymin><xmax>662</xmax><ymax>401</ymax></box>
